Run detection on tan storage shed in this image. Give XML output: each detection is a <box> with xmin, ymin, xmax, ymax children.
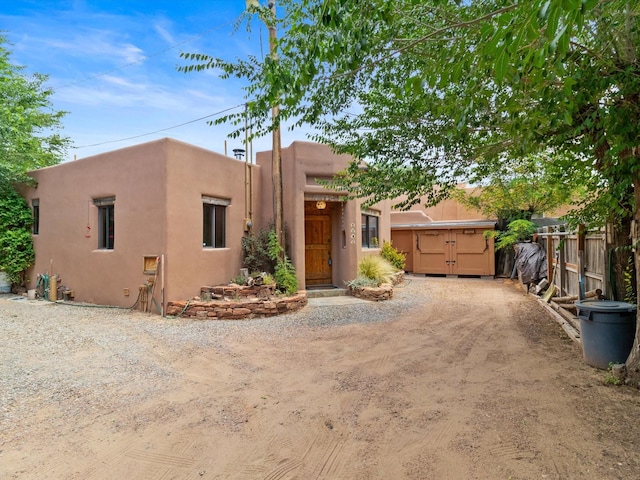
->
<box><xmin>392</xmin><ymin>221</ymin><xmax>496</xmax><ymax>277</ymax></box>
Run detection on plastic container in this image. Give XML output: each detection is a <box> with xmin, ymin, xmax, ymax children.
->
<box><xmin>0</xmin><ymin>271</ymin><xmax>10</xmax><ymax>294</ymax></box>
<box><xmin>575</xmin><ymin>300</ymin><xmax>637</xmax><ymax>370</ymax></box>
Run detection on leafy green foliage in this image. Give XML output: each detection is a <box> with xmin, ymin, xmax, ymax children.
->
<box><xmin>345</xmin><ymin>276</ymin><xmax>380</xmax><ymax>290</ymax></box>
<box><xmin>623</xmin><ymin>261</ymin><xmax>637</xmax><ymax>306</ymax></box>
<box><xmin>0</xmin><ymin>185</ymin><xmax>34</xmax><ymax>285</ymax></box>
<box><xmin>452</xmin><ymin>152</ymin><xmax>584</xmax><ymax>225</ymax></box>
<box><xmin>0</xmin><ymin>37</ymin><xmax>68</xmax><ymax>288</ymax></box>
<box><xmin>260</xmin><ymin>272</ymin><xmax>276</xmax><ymax>286</ymax></box>
<box><xmin>180</xmin><ymin>1</ymin><xmax>636</xmax><ymax>218</ymax></box>
<box><xmin>380</xmin><ymin>240</ymin><xmax>406</xmax><ymax>271</ymax></box>
<box><xmin>241</xmin><ymin>226</ymin><xmax>277</xmax><ymax>274</ymax></box>
<box><xmin>357</xmin><ymin>255</ymin><xmax>396</xmax><ymax>285</ymax></box>
<box><xmin>486</xmin><ymin>219</ymin><xmax>539</xmax><ymax>251</ymax></box>
<box><xmin>0</xmin><ymin>36</ymin><xmax>69</xmax><ymax>185</ymax></box>
<box><xmin>267</xmin><ymin>229</ymin><xmax>298</xmax><ymax>295</ymax></box>
<box><xmin>229</xmin><ymin>274</ymin><xmax>249</xmax><ymax>286</ymax></box>
<box><xmin>605</xmin><ymin>363</ymin><xmax>623</xmax><ymax>386</ymax></box>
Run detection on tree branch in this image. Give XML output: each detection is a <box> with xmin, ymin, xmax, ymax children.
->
<box><xmin>328</xmin><ymin>4</ymin><xmax>519</xmax><ymax>80</ymax></box>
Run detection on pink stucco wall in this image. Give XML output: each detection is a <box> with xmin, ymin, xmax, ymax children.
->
<box><xmin>23</xmin><ymin>138</ymin><xmax>496</xmax><ymax>309</ymax></box>
<box><xmin>22</xmin><ymin>138</ymin><xmax>249</xmax><ymax>309</ymax></box>
<box><xmin>256</xmin><ymin>141</ymin><xmax>391</xmax><ymax>289</ymax></box>
<box><xmin>391</xmin><ymin>186</ymin><xmax>489</xmax><ymax>224</ymax></box>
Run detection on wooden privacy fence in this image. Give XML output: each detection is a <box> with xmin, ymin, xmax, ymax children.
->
<box><xmin>538</xmin><ymin>226</ymin><xmax>606</xmax><ymax>298</ymax></box>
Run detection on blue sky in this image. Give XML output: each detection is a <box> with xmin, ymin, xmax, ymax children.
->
<box><xmin>2</xmin><ymin>1</ymin><xmax>309</xmax><ymax>161</ymax></box>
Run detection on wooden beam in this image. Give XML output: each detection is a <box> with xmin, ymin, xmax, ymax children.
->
<box><xmin>535</xmin><ymin>296</ymin><xmax>581</xmax><ymax>345</ymax></box>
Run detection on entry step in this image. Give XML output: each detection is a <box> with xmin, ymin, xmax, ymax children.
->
<box><xmin>305</xmin><ymin>288</ymin><xmax>348</xmax><ymax>298</ymax></box>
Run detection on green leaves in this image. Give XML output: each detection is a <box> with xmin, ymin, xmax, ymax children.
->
<box><xmin>0</xmin><ymin>185</ymin><xmax>34</xmax><ymax>285</ymax></box>
<box><xmin>0</xmin><ymin>37</ymin><xmax>66</xmax><ymax>285</ymax></box>
<box><xmin>0</xmin><ymin>36</ymin><xmax>69</xmax><ymax>186</ymax></box>
<box><xmin>179</xmin><ymin>0</ymin><xmax>636</xmax><ymax>234</ymax></box>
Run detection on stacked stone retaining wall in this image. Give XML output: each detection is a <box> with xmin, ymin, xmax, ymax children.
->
<box><xmin>166</xmin><ymin>291</ymin><xmax>307</xmax><ymax>319</ymax></box>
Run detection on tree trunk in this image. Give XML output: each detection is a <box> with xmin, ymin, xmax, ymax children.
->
<box><xmin>624</xmin><ymin>177</ymin><xmax>640</xmax><ymax>383</ymax></box>
<box><xmin>609</xmin><ymin>215</ymin><xmax>634</xmax><ymax>301</ymax></box>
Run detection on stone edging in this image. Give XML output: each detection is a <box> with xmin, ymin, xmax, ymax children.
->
<box><xmin>347</xmin><ymin>271</ymin><xmax>405</xmax><ymax>302</ymax></box>
<box><xmin>166</xmin><ymin>291</ymin><xmax>307</xmax><ymax>319</ymax></box>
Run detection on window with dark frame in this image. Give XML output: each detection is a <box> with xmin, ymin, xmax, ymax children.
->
<box><xmin>202</xmin><ymin>196</ymin><xmax>229</xmax><ymax>248</ymax></box>
<box><xmin>94</xmin><ymin>197</ymin><xmax>115</xmax><ymax>250</ymax></box>
<box><xmin>361</xmin><ymin>213</ymin><xmax>379</xmax><ymax>248</ymax></box>
<box><xmin>32</xmin><ymin>199</ymin><xmax>39</xmax><ymax>235</ymax></box>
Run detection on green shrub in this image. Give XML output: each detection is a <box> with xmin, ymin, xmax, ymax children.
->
<box><xmin>0</xmin><ymin>186</ymin><xmax>34</xmax><ymax>286</ymax></box>
<box><xmin>274</xmin><ymin>258</ymin><xmax>298</xmax><ymax>295</ymax></box>
<box><xmin>485</xmin><ymin>219</ymin><xmax>538</xmax><ymax>251</ymax></box>
<box><xmin>358</xmin><ymin>255</ymin><xmax>396</xmax><ymax>285</ymax></box>
<box><xmin>380</xmin><ymin>240</ymin><xmax>406</xmax><ymax>271</ymax></box>
<box><xmin>345</xmin><ymin>276</ymin><xmax>380</xmax><ymax>289</ymax></box>
<box><xmin>229</xmin><ymin>274</ymin><xmax>248</xmax><ymax>286</ymax></box>
<box><xmin>241</xmin><ymin>226</ymin><xmax>276</xmax><ymax>273</ymax></box>
<box><xmin>267</xmin><ymin>230</ymin><xmax>298</xmax><ymax>295</ymax></box>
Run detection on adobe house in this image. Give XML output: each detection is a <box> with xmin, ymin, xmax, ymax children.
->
<box><xmin>255</xmin><ymin>141</ymin><xmax>392</xmax><ymax>289</ymax></box>
<box><xmin>19</xmin><ymin>139</ymin><xmax>392</xmax><ymax>310</ymax></box>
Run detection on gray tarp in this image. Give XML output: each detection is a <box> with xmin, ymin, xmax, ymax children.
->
<box><xmin>514</xmin><ymin>242</ymin><xmax>547</xmax><ymax>284</ymax></box>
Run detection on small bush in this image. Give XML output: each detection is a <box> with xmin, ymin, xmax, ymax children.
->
<box><xmin>274</xmin><ymin>258</ymin><xmax>298</xmax><ymax>295</ymax></box>
<box><xmin>267</xmin><ymin>230</ymin><xmax>298</xmax><ymax>295</ymax></box>
<box><xmin>261</xmin><ymin>273</ymin><xmax>275</xmax><ymax>285</ymax></box>
<box><xmin>346</xmin><ymin>276</ymin><xmax>380</xmax><ymax>290</ymax></box>
<box><xmin>358</xmin><ymin>255</ymin><xmax>396</xmax><ymax>285</ymax></box>
<box><xmin>380</xmin><ymin>240</ymin><xmax>406</xmax><ymax>271</ymax></box>
<box><xmin>486</xmin><ymin>219</ymin><xmax>538</xmax><ymax>251</ymax></box>
<box><xmin>229</xmin><ymin>274</ymin><xmax>248</xmax><ymax>286</ymax></box>
<box><xmin>241</xmin><ymin>226</ymin><xmax>276</xmax><ymax>273</ymax></box>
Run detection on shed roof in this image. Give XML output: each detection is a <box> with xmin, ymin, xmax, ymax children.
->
<box><xmin>391</xmin><ymin>220</ymin><xmax>496</xmax><ymax>230</ymax></box>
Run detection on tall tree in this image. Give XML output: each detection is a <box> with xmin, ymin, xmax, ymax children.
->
<box><xmin>452</xmin><ymin>152</ymin><xmax>584</xmax><ymax>229</ymax></box>
<box><xmin>182</xmin><ymin>1</ymin><xmax>640</xmax><ymax>378</ymax></box>
<box><xmin>0</xmin><ymin>35</ymin><xmax>69</xmax><ymax>186</ymax></box>
<box><xmin>0</xmin><ymin>36</ymin><xmax>69</xmax><ymax>286</ymax></box>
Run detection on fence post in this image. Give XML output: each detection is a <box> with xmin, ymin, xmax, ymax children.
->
<box><xmin>545</xmin><ymin>226</ymin><xmax>553</xmax><ymax>280</ymax></box>
<box><xmin>558</xmin><ymin>225</ymin><xmax>566</xmax><ymax>296</ymax></box>
<box><xmin>604</xmin><ymin>222</ymin><xmax>614</xmax><ymax>300</ymax></box>
<box><xmin>577</xmin><ymin>224</ymin><xmax>586</xmax><ymax>300</ymax></box>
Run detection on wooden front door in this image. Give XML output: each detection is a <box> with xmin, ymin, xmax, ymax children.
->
<box><xmin>305</xmin><ymin>214</ymin><xmax>332</xmax><ymax>285</ymax></box>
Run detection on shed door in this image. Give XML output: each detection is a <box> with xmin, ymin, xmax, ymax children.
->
<box><xmin>415</xmin><ymin>230</ymin><xmax>448</xmax><ymax>274</ymax></box>
<box><xmin>452</xmin><ymin>230</ymin><xmax>491</xmax><ymax>275</ymax></box>
<box><xmin>305</xmin><ymin>214</ymin><xmax>332</xmax><ymax>285</ymax></box>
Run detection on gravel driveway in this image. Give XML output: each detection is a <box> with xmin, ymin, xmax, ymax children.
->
<box><xmin>2</xmin><ymin>277</ymin><xmax>639</xmax><ymax>480</ymax></box>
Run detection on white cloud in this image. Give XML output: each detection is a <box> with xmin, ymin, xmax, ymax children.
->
<box><xmin>154</xmin><ymin>24</ymin><xmax>175</xmax><ymax>45</ymax></box>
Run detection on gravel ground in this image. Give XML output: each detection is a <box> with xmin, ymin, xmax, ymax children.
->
<box><xmin>3</xmin><ymin>277</ymin><xmax>640</xmax><ymax>480</ymax></box>
<box><xmin>0</xmin><ymin>282</ymin><xmax>417</xmax><ymax>446</ymax></box>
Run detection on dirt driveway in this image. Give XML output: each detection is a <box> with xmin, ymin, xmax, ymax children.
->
<box><xmin>1</xmin><ymin>276</ymin><xmax>639</xmax><ymax>479</ymax></box>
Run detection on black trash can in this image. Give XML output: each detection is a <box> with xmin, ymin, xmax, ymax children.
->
<box><xmin>575</xmin><ymin>300</ymin><xmax>637</xmax><ymax>370</ymax></box>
